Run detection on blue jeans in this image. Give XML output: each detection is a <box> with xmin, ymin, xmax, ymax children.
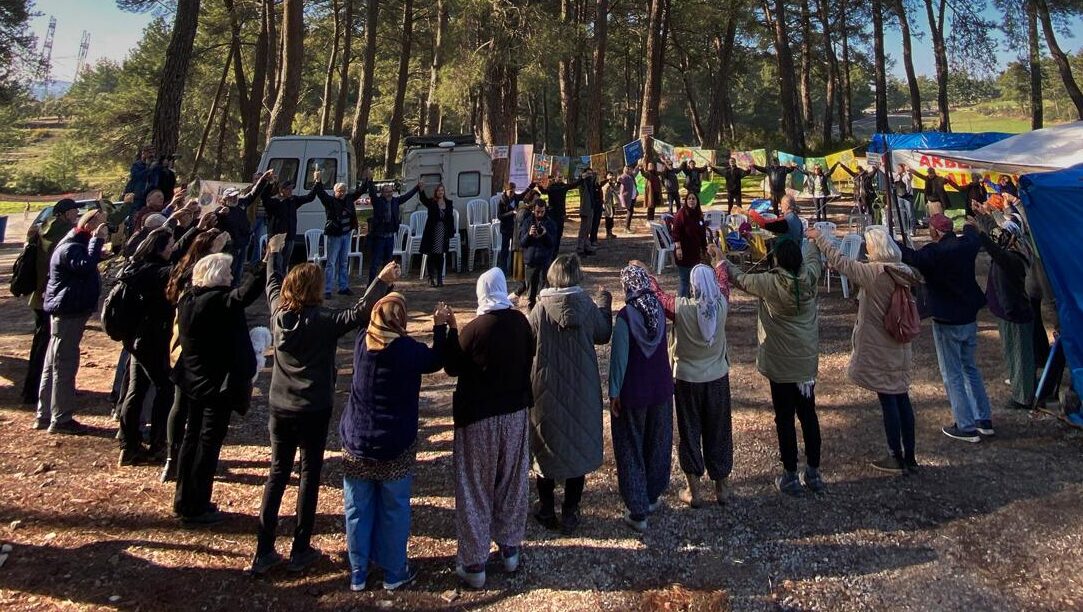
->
<box><xmin>932</xmin><ymin>322</ymin><xmax>992</xmax><ymax>431</ymax></box>
<box><xmin>877</xmin><ymin>392</ymin><xmax>915</xmax><ymax>461</ymax></box>
<box><xmin>369</xmin><ymin>235</ymin><xmax>394</xmax><ymax>285</ymax></box>
<box><xmin>677</xmin><ymin>265</ymin><xmax>692</xmax><ymax>298</ymax></box>
<box><xmin>343</xmin><ymin>475</ymin><xmax>412</xmax><ymax>587</ymax></box>
<box><xmin>324</xmin><ymin>233</ymin><xmax>351</xmax><ymax>293</ymax></box>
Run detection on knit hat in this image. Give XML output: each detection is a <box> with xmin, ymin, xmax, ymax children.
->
<box><xmin>54</xmin><ymin>198</ymin><xmax>78</xmax><ymax>216</ymax></box>
<box><xmin>143</xmin><ymin>213</ymin><xmax>168</xmax><ymax>229</ymax></box>
<box><xmin>929</xmin><ymin>213</ymin><xmax>953</xmax><ymax>233</ymax></box>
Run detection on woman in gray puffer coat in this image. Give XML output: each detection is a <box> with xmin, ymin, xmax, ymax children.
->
<box><xmin>528</xmin><ymin>254</ymin><xmax>612</xmax><ymax>535</ymax></box>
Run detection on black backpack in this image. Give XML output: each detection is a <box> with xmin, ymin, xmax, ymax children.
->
<box><xmin>10</xmin><ymin>241</ymin><xmax>39</xmax><ymax>297</ymax></box>
<box><xmin>101</xmin><ymin>270</ymin><xmax>143</xmax><ymax>344</ymax></box>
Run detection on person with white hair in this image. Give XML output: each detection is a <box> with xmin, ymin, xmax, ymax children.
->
<box><xmin>443</xmin><ymin>268</ymin><xmax>535</xmax><ymax>588</ymax></box>
<box><xmin>217</xmin><ymin>169</ymin><xmax>274</xmax><ymax>284</ymax></box>
<box><xmin>172</xmin><ymin>251</ymin><xmax>267</xmax><ymax>525</ymax></box>
<box><xmin>311</xmin><ymin>169</ymin><xmax>364</xmax><ymax>297</ymax></box>
<box><xmin>808</xmin><ymin>226</ymin><xmax>923</xmax><ymax>474</ymax></box>
<box><xmin>972</xmin><ymin>210</ymin><xmax>1036</xmax><ymax>411</ymax></box>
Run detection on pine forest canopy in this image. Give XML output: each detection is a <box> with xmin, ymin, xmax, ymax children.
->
<box><xmin>3</xmin><ymin>0</ymin><xmax>1083</xmax><ymax>194</ymax></box>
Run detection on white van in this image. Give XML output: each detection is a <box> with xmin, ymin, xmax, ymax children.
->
<box><xmin>256</xmin><ymin>135</ymin><xmax>356</xmax><ymax>238</ymax></box>
<box><xmin>399</xmin><ymin>135</ymin><xmax>493</xmax><ymax>229</ymax></box>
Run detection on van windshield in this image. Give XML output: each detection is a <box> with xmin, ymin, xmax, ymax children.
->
<box><xmin>306</xmin><ymin>159</ymin><xmax>339</xmax><ymax>189</ymax></box>
<box><xmin>267</xmin><ymin>158</ymin><xmax>299</xmax><ymax>187</ymax></box>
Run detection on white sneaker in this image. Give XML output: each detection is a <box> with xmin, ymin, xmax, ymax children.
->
<box><xmin>648</xmin><ymin>499</ymin><xmax>662</xmax><ymax>513</ymax></box>
<box><xmin>500</xmin><ymin>548</ymin><xmax>520</xmax><ymax>573</ymax></box>
<box><xmin>456</xmin><ymin>564</ymin><xmax>486</xmax><ymax>589</ymax></box>
<box><xmin>622</xmin><ymin>512</ymin><xmax>647</xmax><ymax>533</ymax></box>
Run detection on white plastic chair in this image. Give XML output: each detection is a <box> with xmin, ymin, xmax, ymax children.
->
<box><xmin>466</xmin><ymin>198</ymin><xmax>490</xmax><ymax>226</ymax></box>
<box><xmin>704</xmin><ymin>210</ymin><xmax>724</xmax><ymax>231</ymax></box>
<box><xmin>648</xmin><ymin>222</ymin><xmax>675</xmax><ymax>275</ymax></box>
<box><xmin>821</xmin><ymin>235</ymin><xmax>842</xmax><ymax>292</ymax></box>
<box><xmin>489</xmin><ymin>194</ymin><xmax>503</xmax><ymax>224</ymax></box>
<box><xmin>466</xmin><ymin>198</ymin><xmax>493</xmax><ymax>266</ymax></box>
<box><xmin>391</xmin><ymin>224</ymin><xmax>411</xmax><ymax>269</ymax></box>
<box><xmin>839</xmin><ymin>233</ymin><xmax>864</xmax><ymax>299</ymax></box>
<box><xmin>489</xmin><ymin>221</ymin><xmax>503</xmax><ymax>265</ymax></box>
<box><xmin>347</xmin><ymin>230</ymin><xmax>365</xmax><ymax>277</ymax></box>
<box><xmin>303</xmin><ymin>229</ymin><xmax>326</xmax><ymax>264</ymax></box>
<box><xmin>421</xmin><ymin>209</ymin><xmax>462</xmax><ymax>279</ymax></box>
<box><xmin>813</xmin><ymin>221</ymin><xmax>837</xmax><ymax>237</ymax></box>
<box><xmin>405</xmin><ymin>210</ymin><xmax>427</xmax><ymax>275</ymax></box>
<box><xmin>468</xmin><ymin>217</ymin><xmax>494</xmax><ymax>271</ymax></box>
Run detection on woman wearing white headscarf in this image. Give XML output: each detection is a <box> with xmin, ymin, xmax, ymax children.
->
<box><xmin>443</xmin><ymin>268</ymin><xmax>536</xmax><ymax>589</ymax></box>
<box><xmin>608</xmin><ymin>264</ymin><xmax>673</xmax><ymax>532</ymax></box>
<box><xmin>646</xmin><ymin>244</ymin><xmax>733</xmax><ymax>507</ymax></box>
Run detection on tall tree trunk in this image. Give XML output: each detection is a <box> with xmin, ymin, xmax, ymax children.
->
<box><xmin>1026</xmin><ymin>0</ymin><xmax>1043</xmax><ymax>128</ymax></box>
<box><xmin>384</xmin><ymin>0</ymin><xmax>414</xmax><ymax>175</ymax></box>
<box><xmin>798</xmin><ymin>0</ymin><xmax>814</xmax><ymax>128</ymax></box>
<box><xmin>319</xmin><ymin>0</ymin><xmax>343</xmax><ymax>135</ymax></box>
<box><xmin>585</xmin><ymin>0</ymin><xmax>608</xmax><ymax>153</ymax></box>
<box><xmin>707</xmin><ymin>2</ymin><xmax>739</xmax><ymax>145</ymax></box>
<box><xmin>350</xmin><ymin>0</ymin><xmax>381</xmax><ymax>167</ymax></box>
<box><xmin>872</xmin><ymin>0</ymin><xmax>890</xmax><ymax>133</ymax></box>
<box><xmin>838</xmin><ymin>0</ymin><xmax>853</xmax><ymax>139</ymax></box>
<box><xmin>816</xmin><ymin>0</ymin><xmax>837</xmax><ymax>145</ymax></box>
<box><xmin>558</xmin><ymin>0</ymin><xmax>579</xmax><ymax>156</ymax></box>
<box><xmin>892</xmin><ymin>0</ymin><xmax>922</xmax><ymax>131</ymax></box>
<box><xmin>425</xmin><ymin>0</ymin><xmax>448</xmax><ymax>133</ymax></box>
<box><xmin>151</xmin><ymin>0</ymin><xmax>201</xmax><ymax>156</ymax></box>
<box><xmin>480</xmin><ymin>3</ymin><xmax>521</xmax><ymax>191</ymax></box>
<box><xmin>333</xmin><ymin>0</ymin><xmax>354</xmax><ymax>134</ymax></box>
<box><xmin>765</xmin><ymin>0</ymin><xmax>805</xmax><ymax>151</ymax></box>
<box><xmin>677</xmin><ymin>48</ymin><xmax>706</xmax><ymax>147</ymax></box>
<box><xmin>222</xmin><ymin>0</ymin><xmax>268</xmax><ymax>176</ymax></box>
<box><xmin>262</xmin><ymin>0</ymin><xmax>279</xmax><ymax>120</ymax></box>
<box><xmin>638</xmin><ymin>0</ymin><xmax>668</xmax><ymax>133</ymax></box>
<box><xmin>267</xmin><ymin>0</ymin><xmax>303</xmax><ymax>138</ymax></box>
<box><xmin>213</xmin><ymin>87</ymin><xmax>232</xmax><ymax>179</ymax></box>
<box><xmin>924</xmin><ymin>0</ymin><xmax>951</xmax><ymax>131</ymax></box>
<box><xmin>1035</xmin><ymin>0</ymin><xmax>1083</xmax><ymax>118</ymax></box>
<box><xmin>192</xmin><ymin>44</ymin><xmax>234</xmax><ymax>177</ymax></box>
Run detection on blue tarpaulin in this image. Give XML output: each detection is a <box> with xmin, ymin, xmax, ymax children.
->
<box><xmin>1020</xmin><ymin>164</ymin><xmax>1083</xmax><ymax>393</ymax></box>
<box><xmin>868</xmin><ymin>132</ymin><xmax>1014</xmax><ymax>154</ymax></box>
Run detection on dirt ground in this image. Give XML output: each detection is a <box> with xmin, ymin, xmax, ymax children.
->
<box><xmin>0</xmin><ymin>204</ymin><xmax>1081</xmax><ymax>611</ymax></box>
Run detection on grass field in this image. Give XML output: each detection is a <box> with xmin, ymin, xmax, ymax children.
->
<box><xmin>0</xmin><ymin>201</ymin><xmax>48</xmax><ymax>215</ymax></box>
<box><xmin>945</xmin><ymin>109</ymin><xmax>1035</xmax><ymax>134</ymax></box>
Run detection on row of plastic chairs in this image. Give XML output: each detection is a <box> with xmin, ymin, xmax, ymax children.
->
<box><xmin>302</xmin><ymin>228</ymin><xmax>367</xmax><ymax>277</ymax></box>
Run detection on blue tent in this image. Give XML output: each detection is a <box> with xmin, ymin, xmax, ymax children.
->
<box><xmin>1020</xmin><ymin>163</ymin><xmax>1083</xmax><ymax>392</ymax></box>
<box><xmin>868</xmin><ymin>131</ymin><xmax>1014</xmax><ymax>154</ymax></box>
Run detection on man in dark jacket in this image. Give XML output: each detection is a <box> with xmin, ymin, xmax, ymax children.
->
<box><xmin>900</xmin><ymin>213</ymin><xmax>992</xmax><ymax>443</ymax></box>
<box><xmin>974</xmin><ymin>212</ymin><xmax>1034</xmax><ymax>410</ymax></box>
<box><xmin>218</xmin><ymin>169</ymin><xmax>274</xmax><ymax>283</ymax></box>
<box><xmin>22</xmin><ymin>198</ymin><xmax>79</xmax><ymax>405</ymax></box>
<box><xmin>311</xmin><ymin>170</ymin><xmax>364</xmax><ymax>297</ymax></box>
<box><xmin>660</xmin><ymin>160</ymin><xmax>681</xmax><ymax>213</ymax></box>
<box><xmin>262</xmin><ymin>179</ymin><xmax>318</xmax><ymax>275</ymax></box>
<box><xmin>36</xmin><ymin>209</ymin><xmax>110</xmax><ymax>434</ymax></box>
<box><xmin>537</xmin><ymin>172</ymin><xmax>583</xmax><ymax>252</ymax></box>
<box><xmin>367</xmin><ymin>175</ymin><xmax>420</xmax><ymax>285</ymax></box>
<box><xmin>680</xmin><ymin>160</ymin><xmax>710</xmax><ymax>197</ymax></box>
<box><xmin>962</xmin><ymin>173</ymin><xmax>987</xmax><ymax>217</ymax></box>
<box><xmin>124</xmin><ymin>144</ymin><xmax>160</xmax><ymax>212</ymax></box>
<box><xmin>518</xmin><ymin>201</ymin><xmax>557</xmax><ymax>311</ymax></box>
<box><xmin>712</xmin><ymin>158</ymin><xmax>751</xmax><ymax>214</ymax></box>
<box><xmin>912</xmin><ymin>168</ymin><xmax>960</xmax><ymax>217</ymax></box>
<box><xmin>753</xmin><ymin>158</ymin><xmax>798</xmax><ymax>215</ymax></box>
<box><xmin>576</xmin><ymin>169</ymin><xmax>601</xmax><ymax>256</ymax></box>
<box><xmin>497</xmin><ymin>182</ymin><xmax>531</xmax><ymax>273</ymax></box>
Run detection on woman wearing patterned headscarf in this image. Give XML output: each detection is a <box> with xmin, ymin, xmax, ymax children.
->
<box><xmin>608</xmin><ymin>264</ymin><xmax>673</xmax><ymax>532</ymax></box>
<box><xmin>339</xmin><ymin>293</ymin><xmax>449</xmax><ymax>592</ymax></box>
<box><xmin>646</xmin><ymin>245</ymin><xmax>732</xmax><ymax>507</ymax></box>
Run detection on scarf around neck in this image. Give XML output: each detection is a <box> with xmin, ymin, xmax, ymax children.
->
<box><xmin>690</xmin><ymin>264</ymin><xmax>723</xmax><ymax>346</ymax></box>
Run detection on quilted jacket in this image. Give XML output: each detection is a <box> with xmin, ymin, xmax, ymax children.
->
<box><xmin>527</xmin><ymin>286</ymin><xmax>613</xmax><ymax>481</ymax></box>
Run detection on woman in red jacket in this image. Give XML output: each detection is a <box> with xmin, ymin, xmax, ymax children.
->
<box><xmin>670</xmin><ymin>192</ymin><xmax>708</xmax><ymax>297</ymax></box>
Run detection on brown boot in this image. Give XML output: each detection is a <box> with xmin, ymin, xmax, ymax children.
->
<box><xmin>678</xmin><ymin>473</ymin><xmax>708</xmax><ymax>509</ymax></box>
<box><xmin>713</xmin><ymin>478</ymin><xmax>732</xmax><ymax>505</ymax></box>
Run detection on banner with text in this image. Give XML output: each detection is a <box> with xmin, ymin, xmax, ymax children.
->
<box><xmin>199</xmin><ymin>180</ymin><xmax>251</xmax><ymax>210</ymax></box>
<box><xmin>509</xmin><ymin>144</ymin><xmax>534</xmax><ymax>188</ymax></box>
<box><xmin>889</xmin><ymin>150</ymin><xmax>1017</xmax><ymax>192</ymax></box>
<box><xmin>623</xmin><ymin>139</ymin><xmax>644</xmax><ymax>166</ymax></box>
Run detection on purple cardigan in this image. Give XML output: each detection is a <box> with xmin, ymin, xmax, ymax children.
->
<box><xmin>340</xmin><ymin>327</ymin><xmax>447</xmax><ymax>462</ymax></box>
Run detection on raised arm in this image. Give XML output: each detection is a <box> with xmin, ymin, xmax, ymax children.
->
<box><xmin>311</xmin><ymin>181</ymin><xmax>333</xmax><ymax>207</ymax></box>
<box><xmin>266</xmin><ymin>252</ymin><xmax>284</xmax><ymax>312</ymax></box>
<box><xmin>812</xmin><ymin>233</ymin><xmax>875</xmax><ymax>287</ymax></box>
<box><xmin>836</xmin><ymin>164</ymin><xmax>857</xmax><ymax>178</ymax></box>
<box><xmin>327</xmin><ymin>276</ymin><xmax>393</xmax><ymax>336</ymax></box>
<box><xmin>226</xmin><ymin>262</ymin><xmax>267</xmax><ymax>310</ymax></box>
<box><xmin>416</xmin><ymin>325</ymin><xmax>449</xmax><ymax>374</ymax></box>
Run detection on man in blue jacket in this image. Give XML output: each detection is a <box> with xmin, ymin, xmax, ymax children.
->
<box><xmin>900</xmin><ymin>213</ymin><xmax>992</xmax><ymax>443</ymax></box>
<box><xmin>518</xmin><ymin>201</ymin><xmax>557</xmax><ymax>311</ymax></box>
<box><xmin>37</xmin><ymin>209</ymin><xmax>110</xmax><ymax>434</ymax></box>
<box><xmin>367</xmin><ymin>172</ymin><xmax>421</xmax><ymax>286</ymax></box>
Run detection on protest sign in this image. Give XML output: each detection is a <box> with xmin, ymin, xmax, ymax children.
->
<box><xmin>623</xmin><ymin>139</ymin><xmax>644</xmax><ymax>166</ymax></box>
<box><xmin>590</xmin><ymin>152</ymin><xmax>609</xmax><ymax>173</ymax></box>
<box><xmin>489</xmin><ymin>145</ymin><xmax>509</xmax><ymax>160</ymax></box>
<box><xmin>889</xmin><ymin>150</ymin><xmax>1016</xmax><ymax>192</ymax></box>
<box><xmin>199</xmin><ymin>180</ymin><xmax>251</xmax><ymax>209</ymax></box>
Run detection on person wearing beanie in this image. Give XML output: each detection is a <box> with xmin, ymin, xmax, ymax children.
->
<box><xmin>900</xmin><ymin>213</ymin><xmax>991</xmax><ymax>443</ymax></box>
<box><xmin>21</xmin><ymin>199</ymin><xmax>80</xmax><ymax>405</ymax></box>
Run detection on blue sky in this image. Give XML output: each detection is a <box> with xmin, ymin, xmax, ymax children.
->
<box><xmin>29</xmin><ymin>0</ymin><xmax>1083</xmax><ymax>83</ymax></box>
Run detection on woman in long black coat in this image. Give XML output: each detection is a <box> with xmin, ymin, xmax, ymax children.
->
<box><xmin>418</xmin><ymin>184</ymin><xmax>456</xmax><ymax>287</ymax></box>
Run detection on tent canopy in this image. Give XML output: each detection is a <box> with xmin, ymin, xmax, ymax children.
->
<box><xmin>868</xmin><ymin>131</ymin><xmax>1012</xmax><ymax>154</ymax></box>
<box><xmin>1019</xmin><ymin>163</ymin><xmax>1083</xmax><ymax>393</ymax></box>
<box><xmin>917</xmin><ymin>122</ymin><xmax>1083</xmax><ymax>174</ymax></box>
